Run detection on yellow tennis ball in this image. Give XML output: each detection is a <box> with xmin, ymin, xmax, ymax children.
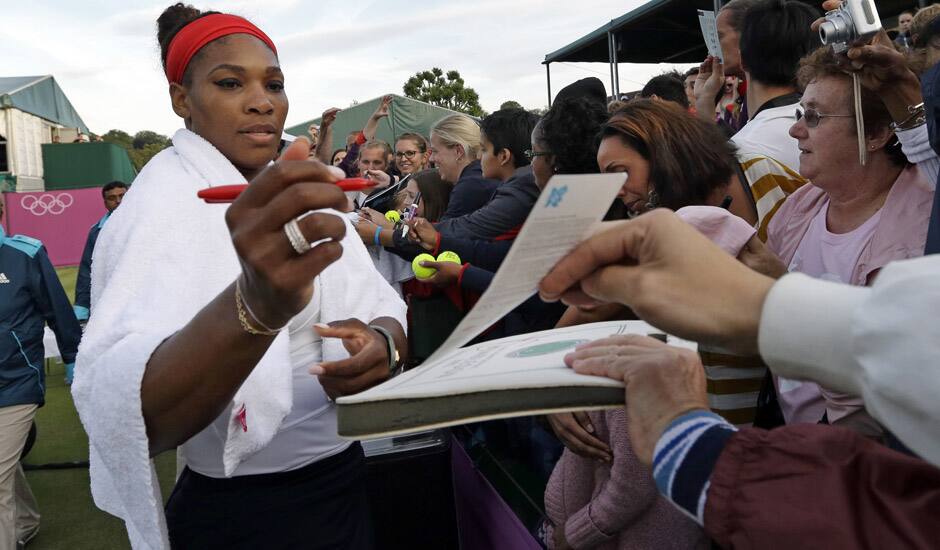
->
<box><xmin>412</xmin><ymin>253</ymin><xmax>437</xmax><ymax>280</ymax></box>
<box><xmin>436</xmin><ymin>251</ymin><xmax>461</xmax><ymax>264</ymax></box>
<box><xmin>385</xmin><ymin>210</ymin><xmax>401</xmax><ymax>223</ymax></box>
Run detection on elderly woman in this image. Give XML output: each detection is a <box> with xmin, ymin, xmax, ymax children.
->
<box><xmin>764</xmin><ymin>39</ymin><xmax>936</xmax><ymax>437</ymax></box>
<box><xmin>73</xmin><ymin>4</ymin><xmax>406</xmax><ymax>549</ymax></box>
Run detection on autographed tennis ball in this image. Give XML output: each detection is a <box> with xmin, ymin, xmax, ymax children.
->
<box><xmin>412</xmin><ymin>253</ymin><xmax>437</xmax><ymax>280</ymax></box>
<box><xmin>385</xmin><ymin>210</ymin><xmax>401</xmax><ymax>223</ymax></box>
<box><xmin>436</xmin><ymin>251</ymin><xmax>461</xmax><ymax>264</ymax></box>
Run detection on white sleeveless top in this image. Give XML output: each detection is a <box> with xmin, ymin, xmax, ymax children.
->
<box><xmin>181</xmin><ymin>277</ymin><xmax>350</xmax><ymax>478</ymax></box>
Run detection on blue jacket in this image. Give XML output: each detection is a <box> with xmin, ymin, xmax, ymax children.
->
<box><xmin>386</xmin><ymin>161</ymin><xmax>502</xmax><ymax>264</ymax></box>
<box><xmin>459</xmin><ymin>264</ymin><xmax>567</xmax><ymax>339</ymax></box>
<box><xmin>437</xmin><ymin>236</ymin><xmax>511</xmax><ymax>272</ymax></box>
<box><xmin>440</xmin><ymin>161</ymin><xmax>501</xmax><ymax>220</ymax></box>
<box><xmin>0</xmin><ymin>226</ymin><xmax>81</xmax><ymax>407</ymax></box>
<box><xmin>74</xmin><ymin>212</ymin><xmax>110</xmax><ymax>320</ymax></box>
<box><xmin>436</xmin><ymin>166</ymin><xmax>539</xmax><ymax>240</ymax></box>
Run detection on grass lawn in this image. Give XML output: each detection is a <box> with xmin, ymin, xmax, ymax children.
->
<box><xmin>20</xmin><ymin>266</ymin><xmax>177</xmax><ymax>549</ymax></box>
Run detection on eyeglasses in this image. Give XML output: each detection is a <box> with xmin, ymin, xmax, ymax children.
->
<box><xmin>524</xmin><ymin>149</ymin><xmax>552</xmax><ymax>161</ymax></box>
<box><xmin>395</xmin><ymin>150</ymin><xmax>420</xmax><ymax>159</ymax></box>
<box><xmin>795</xmin><ymin>107</ymin><xmax>853</xmax><ymax>128</ymax></box>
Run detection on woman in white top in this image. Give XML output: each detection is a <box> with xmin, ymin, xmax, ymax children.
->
<box><xmin>71</xmin><ymin>4</ymin><xmax>406</xmax><ymax>549</ymax></box>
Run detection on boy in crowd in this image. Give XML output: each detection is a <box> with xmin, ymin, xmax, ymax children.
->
<box><xmin>429</xmin><ymin>108</ymin><xmax>541</xmax><ymax>241</ymax></box>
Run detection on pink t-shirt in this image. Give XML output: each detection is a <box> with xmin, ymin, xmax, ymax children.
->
<box><xmin>776</xmin><ymin>202</ymin><xmax>882</xmax><ymax>424</ymax></box>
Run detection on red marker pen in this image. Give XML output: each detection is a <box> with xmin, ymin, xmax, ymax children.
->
<box><xmin>197</xmin><ymin>178</ymin><xmax>374</xmax><ymax>203</ymax></box>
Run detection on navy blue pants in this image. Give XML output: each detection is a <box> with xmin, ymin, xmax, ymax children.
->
<box><xmin>165</xmin><ymin>443</ymin><xmax>373</xmax><ymax>549</ymax></box>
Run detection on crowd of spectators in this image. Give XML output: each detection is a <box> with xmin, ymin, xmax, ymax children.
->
<box><xmin>329</xmin><ymin>1</ymin><xmax>940</xmax><ymax>547</ymax></box>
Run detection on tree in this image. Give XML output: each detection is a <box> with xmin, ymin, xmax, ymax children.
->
<box><xmin>127</xmin><ymin>144</ymin><xmax>168</xmax><ymax>171</ymax></box>
<box><xmin>101</xmin><ymin>129</ymin><xmax>133</xmax><ymax>149</ymax></box>
<box><xmin>403</xmin><ymin>68</ymin><xmax>484</xmax><ymax>117</ymax></box>
<box><xmin>500</xmin><ymin>100</ymin><xmax>524</xmax><ymax>110</ymax></box>
<box><xmin>101</xmin><ymin>129</ymin><xmax>170</xmax><ymax>171</ymax></box>
<box><xmin>132</xmin><ymin>130</ymin><xmax>170</xmax><ymax>150</ymax></box>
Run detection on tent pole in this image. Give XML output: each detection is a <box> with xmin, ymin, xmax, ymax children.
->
<box><xmin>714</xmin><ymin>0</ymin><xmax>722</xmax><ymax>13</ymax></box>
<box><xmin>546</xmin><ymin>64</ymin><xmax>553</xmax><ymax>107</ymax></box>
<box><xmin>612</xmin><ymin>34</ymin><xmax>620</xmax><ymax>96</ymax></box>
<box><xmin>608</xmin><ymin>31</ymin><xmax>616</xmax><ymax>99</ymax></box>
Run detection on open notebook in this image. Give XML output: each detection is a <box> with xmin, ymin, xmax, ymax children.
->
<box><xmin>336</xmin><ymin>173</ymin><xmax>684</xmax><ymax>439</ymax></box>
<box><xmin>337</xmin><ymin>320</ymin><xmax>695</xmax><ymax>439</ymax></box>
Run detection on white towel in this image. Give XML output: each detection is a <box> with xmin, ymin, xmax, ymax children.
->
<box><xmin>72</xmin><ymin>129</ymin><xmax>406</xmax><ymax>549</ymax></box>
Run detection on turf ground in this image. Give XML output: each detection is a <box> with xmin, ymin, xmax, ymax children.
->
<box><xmin>22</xmin><ymin>266</ymin><xmax>177</xmax><ymax>549</ymax></box>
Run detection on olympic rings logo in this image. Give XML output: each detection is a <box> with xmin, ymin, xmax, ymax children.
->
<box><xmin>20</xmin><ymin>193</ymin><xmax>75</xmax><ymax>216</ymax></box>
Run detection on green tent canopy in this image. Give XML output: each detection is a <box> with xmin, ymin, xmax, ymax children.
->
<box><xmin>0</xmin><ymin>75</ymin><xmax>90</xmax><ymax>133</ymax></box>
<box><xmin>41</xmin><ymin>142</ymin><xmax>137</xmax><ymax>189</ymax></box>
<box><xmin>285</xmin><ymin>94</ymin><xmax>468</xmax><ymax>153</ymax></box>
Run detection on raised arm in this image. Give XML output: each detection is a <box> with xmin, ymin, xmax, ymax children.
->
<box><xmin>315</xmin><ymin>107</ymin><xmax>341</xmax><ymax>164</ymax></box>
<box><xmin>363</xmin><ymin>95</ymin><xmax>392</xmax><ymax>142</ymax></box>
<box><xmin>140</xmin><ymin>141</ymin><xmax>352</xmax><ymax>454</ymax></box>
<box><xmin>693</xmin><ymin>56</ymin><xmax>724</xmax><ymax>123</ymax></box>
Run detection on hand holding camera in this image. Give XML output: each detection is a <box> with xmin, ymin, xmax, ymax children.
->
<box><xmin>813</xmin><ymin>1</ymin><xmax>923</xmax><ymax>127</ymax></box>
<box><xmin>817</xmin><ymin>0</ymin><xmax>882</xmax><ymax>52</ymax></box>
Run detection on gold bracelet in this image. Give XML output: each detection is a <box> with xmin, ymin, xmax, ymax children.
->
<box><xmin>234</xmin><ymin>279</ymin><xmax>281</xmax><ymax>336</ymax></box>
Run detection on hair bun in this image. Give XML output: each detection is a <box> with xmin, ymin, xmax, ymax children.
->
<box><xmin>157</xmin><ymin>3</ymin><xmax>204</xmax><ymax>64</ymax></box>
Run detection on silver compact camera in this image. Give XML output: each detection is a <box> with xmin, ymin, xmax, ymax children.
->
<box><xmin>818</xmin><ymin>0</ymin><xmax>882</xmax><ymax>53</ymax></box>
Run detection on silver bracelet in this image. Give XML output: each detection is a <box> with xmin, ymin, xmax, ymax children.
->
<box><xmin>891</xmin><ymin>102</ymin><xmax>926</xmax><ymax>131</ymax></box>
<box><xmin>369</xmin><ymin>324</ymin><xmax>401</xmax><ymax>376</ymax></box>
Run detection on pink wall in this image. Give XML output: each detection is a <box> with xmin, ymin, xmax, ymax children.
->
<box><xmin>2</xmin><ymin>188</ymin><xmax>106</xmax><ymax>266</ymax></box>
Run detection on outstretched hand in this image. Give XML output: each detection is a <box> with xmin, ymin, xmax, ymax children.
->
<box><xmin>311</xmin><ymin>319</ymin><xmax>390</xmax><ymax>399</ymax></box>
<box><xmin>408</xmin><ymin>218</ymin><xmax>439</xmax><ymax>250</ymax></box>
<box><xmin>418</xmin><ymin>260</ymin><xmax>462</xmax><ymax>287</ymax></box>
<box><xmin>693</xmin><ymin>56</ymin><xmax>724</xmax><ymax>121</ymax></box>
<box><xmin>363</xmin><ymin>169</ymin><xmax>391</xmax><ymax>189</ymax></box>
<box><xmin>372</xmin><ymin>95</ymin><xmax>393</xmax><ymax>120</ymax></box>
<box><xmin>321</xmin><ymin>107</ymin><xmax>341</xmax><ymax>127</ymax></box>
<box><xmin>565</xmin><ymin>335</ymin><xmax>709</xmax><ymax>465</ymax></box>
<box><xmin>538</xmin><ymin>209</ymin><xmax>775</xmax><ymax>355</ymax></box>
<box><xmin>694</xmin><ymin>55</ymin><xmax>725</xmax><ymax>103</ymax></box>
<box><xmin>227</xmin><ymin>138</ymin><xmax>348</xmax><ymax>330</ymax></box>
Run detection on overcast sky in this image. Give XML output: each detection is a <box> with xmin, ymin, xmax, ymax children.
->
<box><xmin>3</xmin><ymin>1</ymin><xmax>695</xmax><ymax>136</ymax></box>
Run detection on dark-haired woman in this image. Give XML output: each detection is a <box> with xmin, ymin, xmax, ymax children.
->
<box><xmin>72</xmin><ymin>4</ymin><xmax>406</xmax><ymax>549</ymax></box>
<box><xmin>548</xmin><ymin>99</ymin><xmax>806</xmax><ymax>438</ymax></box>
<box><xmin>352</xmin><ymin>169</ymin><xmax>451</xmax><ymax>295</ymax></box>
<box><xmin>330</xmin><ymin>147</ymin><xmax>347</xmax><ymax>166</ymax></box>
<box><xmin>599</xmin><ymin>99</ymin><xmax>806</xmax><ymax>238</ymax></box>
<box><xmin>355</xmin><ymin>169</ymin><xmax>452</xmax><ymax>248</ymax></box>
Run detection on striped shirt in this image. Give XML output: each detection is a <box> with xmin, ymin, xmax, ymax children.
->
<box><xmin>738</xmin><ymin>153</ymin><xmax>808</xmax><ymax>241</ymax></box>
<box><xmin>695</xmin><ymin>154</ymin><xmax>806</xmax><ymax>426</ymax></box>
<box><xmin>698</xmin><ymin>347</ymin><xmax>768</xmax><ymax>427</ymax></box>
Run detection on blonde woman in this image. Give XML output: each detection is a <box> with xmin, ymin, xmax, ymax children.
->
<box><xmin>429</xmin><ymin>114</ymin><xmax>499</xmax><ymax>218</ymax></box>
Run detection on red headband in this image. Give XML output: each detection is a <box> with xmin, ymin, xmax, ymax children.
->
<box><xmin>164</xmin><ymin>13</ymin><xmax>278</xmax><ymax>85</ymax></box>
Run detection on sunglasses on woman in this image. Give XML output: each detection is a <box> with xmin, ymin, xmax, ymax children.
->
<box><xmin>795</xmin><ymin>107</ymin><xmax>853</xmax><ymax>128</ymax></box>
